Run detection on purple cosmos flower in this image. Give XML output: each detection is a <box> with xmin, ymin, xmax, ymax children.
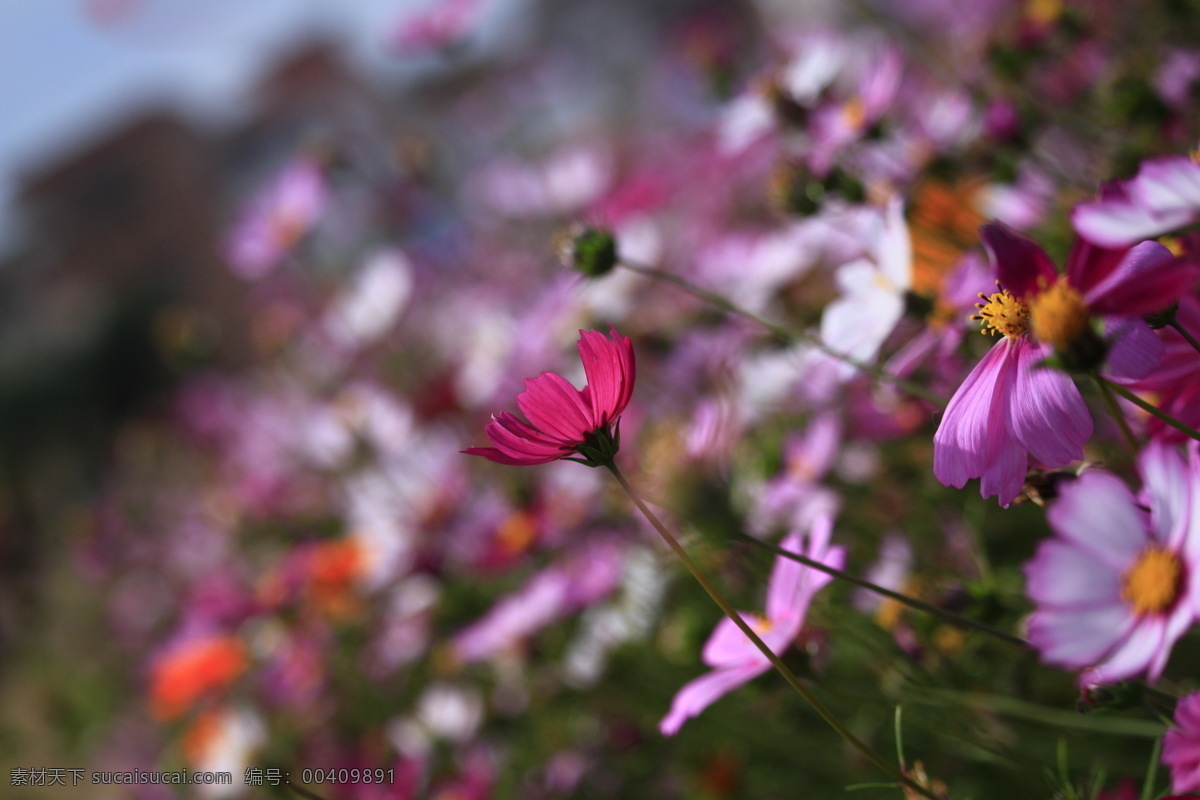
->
<box><xmin>1164</xmin><ymin>690</ymin><xmax>1200</xmax><ymax>795</ymax></box>
<box><xmin>1024</xmin><ymin>442</ymin><xmax>1200</xmax><ymax>685</ymax></box>
<box><xmin>659</xmin><ymin>515</ymin><xmax>845</xmax><ymax>735</ymax></box>
<box><xmin>1073</xmin><ymin>153</ymin><xmax>1200</xmax><ymax>247</ymax></box>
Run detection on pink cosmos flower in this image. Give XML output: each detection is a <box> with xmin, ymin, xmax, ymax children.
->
<box><xmin>223</xmin><ymin>157</ymin><xmax>328</xmax><ymax>280</ymax></box>
<box><xmin>451</xmin><ymin>540</ymin><xmax>622</xmax><ymax>663</ymax></box>
<box><xmin>1130</xmin><ymin>293</ymin><xmax>1200</xmax><ymax>442</ymax></box>
<box><xmin>1024</xmin><ymin>442</ymin><xmax>1200</xmax><ymax>685</ymax></box>
<box><xmin>389</xmin><ymin>0</ymin><xmax>481</xmax><ymax>55</ymax></box>
<box><xmin>463</xmin><ymin>327</ymin><xmax>635</xmax><ymax>466</ymax></box>
<box><xmin>933</xmin><ymin>224</ymin><xmax>1093</xmax><ymax>506</ymax></box>
<box><xmin>934</xmin><ymin>221</ymin><xmax>1190</xmax><ymax>505</ymax></box>
<box><xmin>659</xmin><ymin>515</ymin><xmax>845</xmax><ymax>735</ymax></box>
<box><xmin>1164</xmin><ymin>690</ymin><xmax>1200</xmax><ymax>795</ymax></box>
<box><xmin>1073</xmin><ymin>153</ymin><xmax>1200</xmax><ymax>247</ymax></box>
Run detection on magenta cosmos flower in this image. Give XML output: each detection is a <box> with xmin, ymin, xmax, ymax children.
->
<box><xmin>659</xmin><ymin>515</ymin><xmax>845</xmax><ymax>735</ymax></box>
<box><xmin>463</xmin><ymin>326</ymin><xmax>635</xmax><ymax>467</ymax></box>
<box><xmin>1164</xmin><ymin>690</ymin><xmax>1200</xmax><ymax>795</ymax></box>
<box><xmin>1024</xmin><ymin>443</ymin><xmax>1200</xmax><ymax>685</ymax></box>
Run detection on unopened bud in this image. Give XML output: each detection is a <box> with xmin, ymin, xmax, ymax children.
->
<box><xmin>558</xmin><ymin>225</ymin><xmax>617</xmax><ymax>278</ymax></box>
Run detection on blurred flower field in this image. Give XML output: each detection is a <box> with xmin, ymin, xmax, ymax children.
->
<box><xmin>5</xmin><ymin>0</ymin><xmax>1200</xmax><ymax>798</ymax></box>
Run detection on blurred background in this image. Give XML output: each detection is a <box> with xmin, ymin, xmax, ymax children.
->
<box><xmin>4</xmin><ymin>0</ymin><xmax>1198</xmax><ymax>798</ymax></box>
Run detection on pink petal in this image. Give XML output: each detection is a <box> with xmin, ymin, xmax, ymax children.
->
<box><xmin>933</xmin><ymin>338</ymin><xmax>1027</xmax><ymax>505</ymax></box>
<box><xmin>1024</xmin><ymin>539</ymin><xmax>1121</xmax><ymax>609</ymax></box>
<box><xmin>1072</xmin><ymin>197</ymin><xmax>1188</xmax><ymax>247</ymax></box>
<box><xmin>1147</xmin><ymin>602</ymin><xmax>1194</xmax><ymax>679</ymax></box>
<box><xmin>484</xmin><ymin>412</ymin><xmax>574</xmax><ymax>462</ymax></box>
<box><xmin>1080</xmin><ymin>617</ymin><xmax>1164</xmax><ymax>684</ymax></box>
<box><xmin>1047</xmin><ymin>471</ymin><xmax>1147</xmax><ymax>570</ymax></box>
<box><xmin>1008</xmin><ymin>339</ymin><xmax>1092</xmax><ymax>468</ymax></box>
<box><xmin>460</xmin><ymin>446</ymin><xmax>557</xmax><ymax>466</ymax></box>
<box><xmin>658</xmin><ymin>663</ymin><xmax>770</xmax><ymax>736</ymax></box>
<box><xmin>1086</xmin><ymin>242</ymin><xmax>1199</xmax><ymax>317</ymax></box>
<box><xmin>701</xmin><ymin>613</ymin><xmax>766</xmax><ymax>667</ymax></box>
<box><xmin>765</xmin><ymin>532</ymin><xmax>806</xmax><ymax>623</ymax></box>
<box><xmin>1134</xmin><ymin>155</ymin><xmax>1200</xmax><ymax>214</ymax></box>
<box><xmin>1064</xmin><ymin>237</ymin><xmax>1129</xmax><ymax>297</ymax></box>
<box><xmin>578</xmin><ymin>327</ymin><xmax>631</xmax><ymax>428</ymax></box>
<box><xmin>1104</xmin><ymin>318</ymin><xmax>1164</xmax><ymax>382</ymax></box>
<box><xmin>517</xmin><ymin>372</ymin><xmax>593</xmax><ymax>443</ymax></box>
<box><xmin>1026</xmin><ymin>602</ymin><xmax>1135</xmax><ymax>667</ymax></box>
<box><xmin>980</xmin><ymin>222</ymin><xmax>1058</xmax><ymax>300</ymax></box>
<box><xmin>1138</xmin><ymin>441</ymin><xmax>1191</xmax><ymax>551</ymax></box>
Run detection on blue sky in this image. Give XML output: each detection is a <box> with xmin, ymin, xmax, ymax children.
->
<box><xmin>0</xmin><ymin>0</ymin><xmax>519</xmax><ymax>252</ymax></box>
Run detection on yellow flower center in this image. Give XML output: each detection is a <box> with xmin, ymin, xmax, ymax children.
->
<box><xmin>751</xmin><ymin>614</ymin><xmax>774</xmax><ymax>635</ymax></box>
<box><xmin>841</xmin><ymin>98</ymin><xmax>867</xmax><ymax>132</ymax></box>
<box><xmin>1030</xmin><ymin>280</ymin><xmax>1090</xmax><ymax>351</ymax></box>
<box><xmin>1121</xmin><ymin>545</ymin><xmax>1184</xmax><ymax>616</ymax></box>
<box><xmin>973</xmin><ymin>288</ymin><xmax>1030</xmax><ymax>339</ymax></box>
<box><xmin>1024</xmin><ymin>0</ymin><xmax>1062</xmax><ymax>26</ymax></box>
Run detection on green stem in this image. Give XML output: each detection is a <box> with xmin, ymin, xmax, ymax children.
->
<box><xmin>604</xmin><ymin>461</ymin><xmax>940</xmax><ymax>800</ymax></box>
<box><xmin>1169</xmin><ymin>318</ymin><xmax>1200</xmax><ymax>357</ymax></box>
<box><xmin>1098</xmin><ymin>377</ymin><xmax>1200</xmax><ymax>444</ymax></box>
<box><xmin>1092</xmin><ymin>373</ymin><xmax>1140</xmax><ymax>454</ymax></box>
<box><xmin>737</xmin><ymin>535</ymin><xmax>1029</xmax><ymax>648</ymax></box>
<box><xmin>618</xmin><ymin>259</ymin><xmax>947</xmax><ymax>407</ymax></box>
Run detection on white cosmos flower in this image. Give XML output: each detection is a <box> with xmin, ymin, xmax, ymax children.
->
<box><xmin>819</xmin><ymin>198</ymin><xmax>912</xmax><ymax>381</ymax></box>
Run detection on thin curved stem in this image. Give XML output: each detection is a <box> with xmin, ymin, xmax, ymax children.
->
<box><xmin>604</xmin><ymin>461</ymin><xmax>941</xmax><ymax>799</ymax></box>
<box><xmin>1098</xmin><ymin>377</ymin><xmax>1200</xmax><ymax>444</ymax></box>
<box><xmin>1092</xmin><ymin>373</ymin><xmax>1140</xmax><ymax>454</ymax></box>
<box><xmin>736</xmin><ymin>534</ymin><xmax>1029</xmax><ymax>649</ymax></box>
<box><xmin>617</xmin><ymin>259</ymin><xmax>947</xmax><ymax>407</ymax></box>
<box><xmin>1169</xmin><ymin>319</ymin><xmax>1200</xmax><ymax>357</ymax></box>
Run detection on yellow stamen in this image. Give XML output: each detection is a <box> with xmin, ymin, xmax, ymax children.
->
<box><xmin>1122</xmin><ymin>545</ymin><xmax>1183</xmax><ymax>616</ymax></box>
<box><xmin>1030</xmin><ymin>279</ymin><xmax>1090</xmax><ymax>351</ymax></box>
<box><xmin>972</xmin><ymin>286</ymin><xmax>1030</xmax><ymax>339</ymax></box>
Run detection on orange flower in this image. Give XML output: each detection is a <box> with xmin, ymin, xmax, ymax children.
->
<box><xmin>149</xmin><ymin>636</ymin><xmax>247</xmax><ymax>720</ymax></box>
<box><xmin>307</xmin><ymin>539</ymin><xmax>366</xmax><ymax>619</ymax></box>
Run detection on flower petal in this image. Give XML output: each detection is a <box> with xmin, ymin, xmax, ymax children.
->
<box><xmin>460</xmin><ymin>446</ymin><xmax>558</xmax><ymax>466</ymax></box>
<box><xmin>484</xmin><ymin>412</ymin><xmax>574</xmax><ymax>462</ymax></box>
<box><xmin>658</xmin><ymin>663</ymin><xmax>771</xmax><ymax>736</ymax></box>
<box><xmin>1008</xmin><ymin>339</ymin><xmax>1092</xmax><ymax>468</ymax></box>
<box><xmin>578</xmin><ymin>326</ymin><xmax>633</xmax><ymax>428</ymax></box>
<box><xmin>701</xmin><ymin>613</ymin><xmax>767</xmax><ymax>667</ymax></box>
<box><xmin>1026</xmin><ymin>601</ymin><xmax>1135</xmax><ymax>667</ymax></box>
<box><xmin>1024</xmin><ymin>539</ymin><xmax>1121</xmax><ymax>609</ymax></box>
<box><xmin>1138</xmin><ymin>441</ymin><xmax>1191</xmax><ymax>551</ymax></box>
<box><xmin>980</xmin><ymin>222</ymin><xmax>1058</xmax><ymax>300</ymax></box>
<box><xmin>1064</xmin><ymin>237</ymin><xmax>1129</xmax><ymax>297</ymax></box>
<box><xmin>1081</xmin><ymin>617</ymin><xmax>1164</xmax><ymax>684</ymax></box>
<box><xmin>1047</xmin><ymin>470</ymin><xmax>1147</xmax><ymax>570</ymax></box>
<box><xmin>517</xmin><ymin>372</ymin><xmax>593</xmax><ymax>444</ymax></box>
<box><xmin>1133</xmin><ymin>155</ymin><xmax>1200</xmax><ymax>215</ymax></box>
<box><xmin>933</xmin><ymin>338</ymin><xmax>1027</xmax><ymax>505</ymax></box>
<box><xmin>1104</xmin><ymin>317</ymin><xmax>1164</xmax><ymax>382</ymax></box>
<box><xmin>1085</xmin><ymin>241</ymin><xmax>1199</xmax><ymax>317</ymax></box>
